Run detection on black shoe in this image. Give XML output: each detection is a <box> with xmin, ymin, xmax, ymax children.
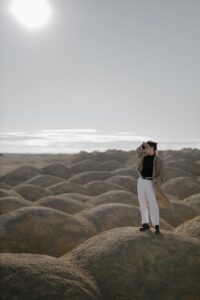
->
<box><xmin>154</xmin><ymin>225</ymin><xmax>160</xmax><ymax>234</ymax></box>
<box><xmin>139</xmin><ymin>223</ymin><xmax>150</xmax><ymax>231</ymax></box>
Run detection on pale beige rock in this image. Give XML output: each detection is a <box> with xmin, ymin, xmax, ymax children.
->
<box><xmin>160</xmin><ymin>200</ymin><xmax>198</xmax><ymax>227</ymax></box>
<box><xmin>36</xmin><ymin>195</ymin><xmax>89</xmax><ymax>214</ymax></box>
<box><xmin>105</xmin><ymin>175</ymin><xmax>138</xmax><ymax>194</ymax></box>
<box><xmin>165</xmin><ymin>166</ymin><xmax>193</xmax><ymax>181</ymax></box>
<box><xmin>183</xmin><ymin>193</ymin><xmax>200</xmax><ymax>211</ymax></box>
<box><xmin>68</xmin><ymin>159</ymin><xmax>103</xmax><ymax>174</ymax></box>
<box><xmin>162</xmin><ymin>176</ymin><xmax>200</xmax><ymax>199</ymax></box>
<box><xmin>0</xmin><ymin>207</ymin><xmax>96</xmax><ymax>257</ymax></box>
<box><xmin>14</xmin><ymin>184</ymin><xmax>52</xmax><ymax>201</ymax></box>
<box><xmin>111</xmin><ymin>167</ymin><xmax>139</xmax><ymax>178</ymax></box>
<box><xmin>61</xmin><ymin>227</ymin><xmax>200</xmax><ymax>300</ymax></box>
<box><xmin>165</xmin><ymin>159</ymin><xmax>200</xmax><ymax>176</ymax></box>
<box><xmin>0</xmin><ymin>188</ymin><xmax>22</xmax><ymax>198</ymax></box>
<box><xmin>0</xmin><ymin>182</ymin><xmax>11</xmax><ymax>190</ymax></box>
<box><xmin>41</xmin><ymin>163</ymin><xmax>71</xmax><ymax>179</ymax></box>
<box><xmin>84</xmin><ymin>180</ymin><xmax>126</xmax><ymax>196</ymax></box>
<box><xmin>68</xmin><ymin>171</ymin><xmax>111</xmax><ymax>185</ymax></box>
<box><xmin>75</xmin><ymin>203</ymin><xmax>173</xmax><ymax>232</ymax></box>
<box><xmin>101</xmin><ymin>160</ymin><xmax>123</xmax><ymax>171</ymax></box>
<box><xmin>0</xmin><ymin>197</ymin><xmax>32</xmax><ymax>215</ymax></box>
<box><xmin>87</xmin><ymin>190</ymin><xmax>138</xmax><ymax>207</ymax></box>
<box><xmin>24</xmin><ymin>174</ymin><xmax>66</xmax><ymax>187</ymax></box>
<box><xmin>0</xmin><ymin>165</ymin><xmax>41</xmax><ymax>186</ymax></box>
<box><xmin>59</xmin><ymin>193</ymin><xmax>93</xmax><ymax>202</ymax></box>
<box><xmin>0</xmin><ymin>253</ymin><xmax>102</xmax><ymax>300</ymax></box>
<box><xmin>174</xmin><ymin>215</ymin><xmax>200</xmax><ymax>240</ymax></box>
<box><xmin>49</xmin><ymin>181</ymin><xmax>89</xmax><ymax>195</ymax></box>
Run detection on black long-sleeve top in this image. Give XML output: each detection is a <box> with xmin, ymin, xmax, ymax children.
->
<box><xmin>141</xmin><ymin>151</ymin><xmax>155</xmax><ymax>177</ymax></box>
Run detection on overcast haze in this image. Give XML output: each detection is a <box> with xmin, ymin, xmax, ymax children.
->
<box><xmin>0</xmin><ymin>0</ymin><xmax>200</xmax><ymax>152</ymax></box>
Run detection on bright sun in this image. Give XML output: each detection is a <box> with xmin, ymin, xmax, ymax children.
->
<box><xmin>10</xmin><ymin>0</ymin><xmax>51</xmax><ymax>30</ymax></box>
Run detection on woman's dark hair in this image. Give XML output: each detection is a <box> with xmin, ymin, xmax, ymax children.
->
<box><xmin>147</xmin><ymin>140</ymin><xmax>157</xmax><ymax>151</ymax></box>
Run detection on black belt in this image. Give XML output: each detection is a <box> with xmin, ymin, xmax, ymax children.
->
<box><xmin>141</xmin><ymin>176</ymin><xmax>153</xmax><ymax>180</ymax></box>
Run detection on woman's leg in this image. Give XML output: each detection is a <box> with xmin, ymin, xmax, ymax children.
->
<box><xmin>145</xmin><ymin>181</ymin><xmax>160</xmax><ymax>226</ymax></box>
<box><xmin>137</xmin><ymin>178</ymin><xmax>149</xmax><ymax>224</ymax></box>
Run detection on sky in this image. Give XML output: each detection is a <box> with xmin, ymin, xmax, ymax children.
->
<box><xmin>0</xmin><ymin>0</ymin><xmax>200</xmax><ymax>153</ymax></box>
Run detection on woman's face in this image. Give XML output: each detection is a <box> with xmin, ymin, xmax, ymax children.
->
<box><xmin>144</xmin><ymin>144</ymin><xmax>155</xmax><ymax>155</ymax></box>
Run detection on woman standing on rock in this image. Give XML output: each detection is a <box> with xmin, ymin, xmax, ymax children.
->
<box><xmin>136</xmin><ymin>140</ymin><xmax>166</xmax><ymax>234</ymax></box>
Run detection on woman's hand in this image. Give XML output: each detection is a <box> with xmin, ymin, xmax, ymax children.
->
<box><xmin>142</xmin><ymin>142</ymin><xmax>148</xmax><ymax>149</ymax></box>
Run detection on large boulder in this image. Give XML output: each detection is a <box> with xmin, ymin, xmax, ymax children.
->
<box><xmin>174</xmin><ymin>215</ymin><xmax>200</xmax><ymax>240</ymax></box>
<box><xmin>165</xmin><ymin>166</ymin><xmax>193</xmax><ymax>181</ymax></box>
<box><xmin>0</xmin><ymin>165</ymin><xmax>41</xmax><ymax>186</ymax></box>
<box><xmin>0</xmin><ymin>253</ymin><xmax>102</xmax><ymax>300</ymax></box>
<box><xmin>101</xmin><ymin>160</ymin><xmax>123</xmax><ymax>171</ymax></box>
<box><xmin>59</xmin><ymin>193</ymin><xmax>93</xmax><ymax>203</ymax></box>
<box><xmin>41</xmin><ymin>163</ymin><xmax>71</xmax><ymax>179</ymax></box>
<box><xmin>61</xmin><ymin>227</ymin><xmax>200</xmax><ymax>300</ymax></box>
<box><xmin>0</xmin><ymin>182</ymin><xmax>11</xmax><ymax>190</ymax></box>
<box><xmin>84</xmin><ymin>180</ymin><xmax>126</xmax><ymax>196</ymax></box>
<box><xmin>160</xmin><ymin>200</ymin><xmax>198</xmax><ymax>227</ymax></box>
<box><xmin>14</xmin><ymin>184</ymin><xmax>53</xmax><ymax>201</ymax></box>
<box><xmin>183</xmin><ymin>193</ymin><xmax>200</xmax><ymax>211</ymax></box>
<box><xmin>87</xmin><ymin>190</ymin><xmax>138</xmax><ymax>207</ymax></box>
<box><xmin>165</xmin><ymin>159</ymin><xmax>200</xmax><ymax>176</ymax></box>
<box><xmin>49</xmin><ymin>182</ymin><xmax>89</xmax><ymax>195</ymax></box>
<box><xmin>0</xmin><ymin>207</ymin><xmax>96</xmax><ymax>257</ymax></box>
<box><xmin>165</xmin><ymin>193</ymin><xmax>180</xmax><ymax>201</ymax></box>
<box><xmin>162</xmin><ymin>177</ymin><xmax>200</xmax><ymax>199</ymax></box>
<box><xmin>163</xmin><ymin>148</ymin><xmax>200</xmax><ymax>162</ymax></box>
<box><xmin>75</xmin><ymin>203</ymin><xmax>173</xmax><ymax>233</ymax></box>
<box><xmin>105</xmin><ymin>175</ymin><xmax>137</xmax><ymax>194</ymax></box>
<box><xmin>24</xmin><ymin>174</ymin><xmax>66</xmax><ymax>187</ymax></box>
<box><xmin>36</xmin><ymin>195</ymin><xmax>89</xmax><ymax>214</ymax></box>
<box><xmin>89</xmin><ymin>149</ymin><xmax>130</xmax><ymax>164</ymax></box>
<box><xmin>0</xmin><ymin>188</ymin><xmax>22</xmax><ymax>198</ymax></box>
<box><xmin>75</xmin><ymin>203</ymin><xmax>141</xmax><ymax>233</ymax></box>
<box><xmin>0</xmin><ymin>196</ymin><xmax>31</xmax><ymax>215</ymax></box>
<box><xmin>68</xmin><ymin>159</ymin><xmax>103</xmax><ymax>174</ymax></box>
<box><xmin>68</xmin><ymin>171</ymin><xmax>111</xmax><ymax>185</ymax></box>
<box><xmin>111</xmin><ymin>167</ymin><xmax>139</xmax><ymax>178</ymax></box>
<box><xmin>71</xmin><ymin>151</ymin><xmax>130</xmax><ymax>165</ymax></box>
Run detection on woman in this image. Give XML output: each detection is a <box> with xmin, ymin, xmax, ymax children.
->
<box><xmin>136</xmin><ymin>140</ymin><xmax>166</xmax><ymax>234</ymax></box>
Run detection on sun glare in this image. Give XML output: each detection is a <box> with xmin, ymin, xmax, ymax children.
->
<box><xmin>10</xmin><ymin>0</ymin><xmax>51</xmax><ymax>30</ymax></box>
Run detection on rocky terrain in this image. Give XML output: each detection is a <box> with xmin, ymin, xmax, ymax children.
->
<box><xmin>0</xmin><ymin>148</ymin><xmax>199</xmax><ymax>299</ymax></box>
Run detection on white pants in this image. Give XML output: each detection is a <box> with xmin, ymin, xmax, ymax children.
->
<box><xmin>137</xmin><ymin>176</ymin><xmax>160</xmax><ymax>226</ymax></box>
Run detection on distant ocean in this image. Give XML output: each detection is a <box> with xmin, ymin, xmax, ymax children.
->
<box><xmin>0</xmin><ymin>129</ymin><xmax>199</xmax><ymax>153</ymax></box>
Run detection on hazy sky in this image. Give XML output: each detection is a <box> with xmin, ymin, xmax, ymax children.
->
<box><xmin>1</xmin><ymin>0</ymin><xmax>200</xmax><ymax>142</ymax></box>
